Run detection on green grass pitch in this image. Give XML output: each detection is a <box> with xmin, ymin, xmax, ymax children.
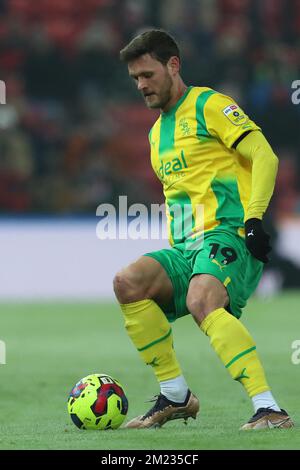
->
<box><xmin>0</xmin><ymin>292</ymin><xmax>299</xmax><ymax>450</ymax></box>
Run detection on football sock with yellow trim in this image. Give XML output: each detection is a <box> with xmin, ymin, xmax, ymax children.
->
<box><xmin>200</xmin><ymin>307</ymin><xmax>270</xmax><ymax>398</ymax></box>
<box><xmin>120</xmin><ymin>299</ymin><xmax>182</xmax><ymax>382</ymax></box>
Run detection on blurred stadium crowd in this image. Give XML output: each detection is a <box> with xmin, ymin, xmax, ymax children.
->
<box><xmin>0</xmin><ymin>0</ymin><xmax>300</xmax><ymax>216</ymax></box>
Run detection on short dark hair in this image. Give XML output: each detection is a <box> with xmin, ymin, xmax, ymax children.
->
<box><xmin>119</xmin><ymin>29</ymin><xmax>180</xmax><ymax>65</ymax></box>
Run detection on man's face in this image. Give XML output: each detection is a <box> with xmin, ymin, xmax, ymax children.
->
<box><xmin>128</xmin><ymin>53</ymin><xmax>173</xmax><ymax>110</ymax></box>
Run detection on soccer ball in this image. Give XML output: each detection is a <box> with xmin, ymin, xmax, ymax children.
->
<box><xmin>67</xmin><ymin>373</ymin><xmax>128</xmax><ymax>430</ymax></box>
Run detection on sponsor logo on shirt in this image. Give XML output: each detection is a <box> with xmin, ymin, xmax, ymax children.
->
<box><xmin>159</xmin><ymin>150</ymin><xmax>188</xmax><ymax>180</ymax></box>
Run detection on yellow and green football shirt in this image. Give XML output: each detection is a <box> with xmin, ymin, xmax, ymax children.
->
<box><xmin>149</xmin><ymin>86</ymin><xmax>261</xmax><ymax>245</ymax></box>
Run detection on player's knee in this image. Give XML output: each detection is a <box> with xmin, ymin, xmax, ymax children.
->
<box><xmin>186</xmin><ymin>289</ymin><xmax>226</xmax><ymax>325</ymax></box>
<box><xmin>186</xmin><ymin>295</ymin><xmax>208</xmax><ymax>324</ymax></box>
<box><xmin>113</xmin><ymin>268</ymin><xmax>148</xmax><ymax>304</ymax></box>
<box><xmin>187</xmin><ymin>275</ymin><xmax>229</xmax><ymax>325</ymax></box>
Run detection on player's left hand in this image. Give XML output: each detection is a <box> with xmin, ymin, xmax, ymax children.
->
<box><xmin>244</xmin><ymin>218</ymin><xmax>271</xmax><ymax>263</ymax></box>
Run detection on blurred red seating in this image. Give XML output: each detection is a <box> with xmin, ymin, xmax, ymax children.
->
<box><xmin>45</xmin><ymin>18</ymin><xmax>84</xmax><ymax>50</ymax></box>
<box><xmin>104</xmin><ymin>104</ymin><xmax>160</xmax><ymax>189</ymax></box>
<box><xmin>8</xmin><ymin>0</ymin><xmax>113</xmax><ymax>21</ymax></box>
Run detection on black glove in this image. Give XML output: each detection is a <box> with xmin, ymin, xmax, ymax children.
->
<box><xmin>244</xmin><ymin>218</ymin><xmax>271</xmax><ymax>263</ymax></box>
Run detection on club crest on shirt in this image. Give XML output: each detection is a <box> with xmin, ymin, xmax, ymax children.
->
<box><xmin>179</xmin><ymin>118</ymin><xmax>191</xmax><ymax>136</ymax></box>
<box><xmin>222</xmin><ymin>104</ymin><xmax>248</xmax><ymax>126</ymax></box>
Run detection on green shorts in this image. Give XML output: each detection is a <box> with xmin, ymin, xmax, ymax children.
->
<box><xmin>144</xmin><ymin>229</ymin><xmax>263</xmax><ymax>322</ymax></box>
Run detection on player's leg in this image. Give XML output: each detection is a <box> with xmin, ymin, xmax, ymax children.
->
<box><xmin>114</xmin><ymin>256</ymin><xmax>180</xmax><ymax>383</ymax></box>
<box><xmin>187</xmin><ymin>273</ymin><xmax>271</xmax><ymax>399</ymax></box>
<box><xmin>114</xmin><ymin>255</ymin><xmax>174</xmax><ymax>305</ymax></box>
<box><xmin>186</xmin><ymin>232</ymin><xmax>293</xmax><ymax>430</ymax></box>
<box><xmin>114</xmin><ymin>254</ymin><xmax>199</xmax><ymax>428</ymax></box>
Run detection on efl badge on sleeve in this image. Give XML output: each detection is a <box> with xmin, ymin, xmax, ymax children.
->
<box><xmin>222</xmin><ymin>104</ymin><xmax>248</xmax><ymax>126</ymax></box>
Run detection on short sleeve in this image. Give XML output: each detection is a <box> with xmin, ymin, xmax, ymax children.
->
<box><xmin>204</xmin><ymin>93</ymin><xmax>261</xmax><ymax>149</ymax></box>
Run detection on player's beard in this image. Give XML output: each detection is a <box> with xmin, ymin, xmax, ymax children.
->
<box><xmin>144</xmin><ymin>71</ymin><xmax>173</xmax><ymax>110</ymax></box>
